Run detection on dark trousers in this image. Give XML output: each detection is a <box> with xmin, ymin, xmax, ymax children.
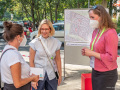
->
<box><xmin>92</xmin><ymin>69</ymin><xmax>118</xmax><ymax>90</ymax></box>
<box><xmin>32</xmin><ymin>73</ymin><xmax>58</xmax><ymax>90</ymax></box>
<box><xmin>4</xmin><ymin>82</ymin><xmax>31</xmax><ymax>90</ymax></box>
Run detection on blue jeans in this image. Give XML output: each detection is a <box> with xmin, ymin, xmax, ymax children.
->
<box><xmin>32</xmin><ymin>73</ymin><xmax>58</xmax><ymax>90</ymax></box>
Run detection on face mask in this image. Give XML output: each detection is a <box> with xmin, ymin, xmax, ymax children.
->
<box><xmin>20</xmin><ymin>35</ymin><xmax>27</xmax><ymax>46</ymax></box>
<box><xmin>89</xmin><ymin>20</ymin><xmax>99</xmax><ymax>29</ymax></box>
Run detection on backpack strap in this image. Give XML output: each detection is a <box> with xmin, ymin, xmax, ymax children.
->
<box><xmin>0</xmin><ymin>48</ymin><xmax>15</xmax><ymax>60</ymax></box>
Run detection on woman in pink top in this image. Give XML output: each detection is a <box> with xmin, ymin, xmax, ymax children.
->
<box><xmin>82</xmin><ymin>5</ymin><xmax>118</xmax><ymax>90</ymax></box>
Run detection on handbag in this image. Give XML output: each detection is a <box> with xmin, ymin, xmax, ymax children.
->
<box><xmin>38</xmin><ymin>38</ymin><xmax>59</xmax><ymax>79</ymax></box>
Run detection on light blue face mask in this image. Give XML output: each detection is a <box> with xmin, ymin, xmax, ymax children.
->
<box><xmin>20</xmin><ymin>35</ymin><xmax>27</xmax><ymax>46</ymax></box>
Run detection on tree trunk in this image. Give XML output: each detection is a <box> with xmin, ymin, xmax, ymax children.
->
<box><xmin>55</xmin><ymin>0</ymin><xmax>60</xmax><ymax>23</ymax></box>
<box><xmin>42</xmin><ymin>11</ymin><xmax>44</xmax><ymax>20</ymax></box>
<box><xmin>77</xmin><ymin>0</ymin><xmax>80</xmax><ymax>8</ymax></box>
<box><xmin>55</xmin><ymin>7</ymin><xmax>57</xmax><ymax>22</ymax></box>
<box><xmin>102</xmin><ymin>0</ymin><xmax>107</xmax><ymax>8</ymax></box>
<box><xmin>38</xmin><ymin>11</ymin><xmax>40</xmax><ymax>22</ymax></box>
<box><xmin>109</xmin><ymin>0</ymin><xmax>113</xmax><ymax>17</ymax></box>
<box><xmin>31</xmin><ymin>0</ymin><xmax>35</xmax><ymax>31</ymax></box>
<box><xmin>82</xmin><ymin>0</ymin><xmax>85</xmax><ymax>8</ymax></box>
<box><xmin>48</xmin><ymin>1</ymin><xmax>53</xmax><ymax>23</ymax></box>
<box><xmin>44</xmin><ymin>7</ymin><xmax>47</xmax><ymax>19</ymax></box>
<box><xmin>50</xmin><ymin>6</ymin><xmax>53</xmax><ymax>23</ymax></box>
<box><xmin>36</xmin><ymin>10</ymin><xmax>40</xmax><ymax>28</ymax></box>
<box><xmin>20</xmin><ymin>0</ymin><xmax>31</xmax><ymax>21</ymax></box>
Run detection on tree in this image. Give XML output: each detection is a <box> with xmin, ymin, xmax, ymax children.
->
<box><xmin>0</xmin><ymin>0</ymin><xmax>14</xmax><ymax>19</ymax></box>
<box><xmin>2</xmin><ymin>0</ymin><xmax>115</xmax><ymax>29</ymax></box>
<box><xmin>102</xmin><ymin>0</ymin><xmax>108</xmax><ymax>8</ymax></box>
<box><xmin>18</xmin><ymin>0</ymin><xmax>36</xmax><ymax>31</ymax></box>
<box><xmin>91</xmin><ymin>0</ymin><xmax>114</xmax><ymax>16</ymax></box>
<box><xmin>48</xmin><ymin>0</ymin><xmax>53</xmax><ymax>23</ymax></box>
<box><xmin>109</xmin><ymin>0</ymin><xmax>113</xmax><ymax>16</ymax></box>
<box><xmin>54</xmin><ymin>0</ymin><xmax>60</xmax><ymax>22</ymax></box>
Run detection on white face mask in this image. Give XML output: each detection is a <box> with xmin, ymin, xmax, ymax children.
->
<box><xmin>89</xmin><ymin>20</ymin><xmax>99</xmax><ymax>29</ymax></box>
<box><xmin>20</xmin><ymin>35</ymin><xmax>27</xmax><ymax>46</ymax></box>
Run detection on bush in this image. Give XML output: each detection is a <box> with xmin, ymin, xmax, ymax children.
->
<box><xmin>117</xmin><ymin>16</ymin><xmax>120</xmax><ymax>26</ymax></box>
<box><xmin>116</xmin><ymin>16</ymin><xmax>120</xmax><ymax>33</ymax></box>
<box><xmin>1</xmin><ymin>17</ymin><xmax>9</xmax><ymax>21</ymax></box>
<box><xmin>112</xmin><ymin>18</ymin><xmax>117</xmax><ymax>24</ymax></box>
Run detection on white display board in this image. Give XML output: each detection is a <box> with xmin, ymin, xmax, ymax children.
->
<box><xmin>65</xmin><ymin>9</ymin><xmax>94</xmax><ymax>43</ymax></box>
<box><xmin>64</xmin><ymin>9</ymin><xmax>92</xmax><ymax>65</ymax></box>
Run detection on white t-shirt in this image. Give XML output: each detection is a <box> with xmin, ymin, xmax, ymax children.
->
<box><xmin>1</xmin><ymin>45</ymin><xmax>30</xmax><ymax>84</ymax></box>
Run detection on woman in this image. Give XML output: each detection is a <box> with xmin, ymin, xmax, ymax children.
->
<box><xmin>1</xmin><ymin>21</ymin><xmax>39</xmax><ymax>90</ymax></box>
<box><xmin>29</xmin><ymin>19</ymin><xmax>62</xmax><ymax>90</ymax></box>
<box><xmin>81</xmin><ymin>5</ymin><xmax>118</xmax><ymax>90</ymax></box>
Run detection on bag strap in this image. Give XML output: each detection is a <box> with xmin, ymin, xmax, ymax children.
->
<box><xmin>39</xmin><ymin>37</ymin><xmax>52</xmax><ymax>57</ymax></box>
<box><xmin>38</xmin><ymin>38</ymin><xmax>55</xmax><ymax>72</ymax></box>
<box><xmin>0</xmin><ymin>48</ymin><xmax>15</xmax><ymax>60</ymax></box>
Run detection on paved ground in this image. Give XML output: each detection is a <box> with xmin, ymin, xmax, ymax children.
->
<box><xmin>20</xmin><ymin>49</ymin><xmax>120</xmax><ymax>90</ymax></box>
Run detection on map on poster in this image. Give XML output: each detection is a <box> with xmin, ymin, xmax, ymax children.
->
<box><xmin>65</xmin><ymin>9</ymin><xmax>94</xmax><ymax>43</ymax></box>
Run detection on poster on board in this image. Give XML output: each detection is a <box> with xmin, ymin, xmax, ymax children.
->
<box><xmin>65</xmin><ymin>9</ymin><xmax>94</xmax><ymax>44</ymax></box>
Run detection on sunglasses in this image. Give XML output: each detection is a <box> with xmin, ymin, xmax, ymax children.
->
<box><xmin>92</xmin><ymin>5</ymin><xmax>97</xmax><ymax>9</ymax></box>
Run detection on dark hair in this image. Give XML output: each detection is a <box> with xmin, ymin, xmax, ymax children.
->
<box><xmin>89</xmin><ymin>5</ymin><xmax>116</xmax><ymax>29</ymax></box>
<box><xmin>3</xmin><ymin>21</ymin><xmax>24</xmax><ymax>42</ymax></box>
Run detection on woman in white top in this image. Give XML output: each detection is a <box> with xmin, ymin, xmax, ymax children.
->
<box><xmin>29</xmin><ymin>19</ymin><xmax>62</xmax><ymax>90</ymax></box>
<box><xmin>1</xmin><ymin>21</ymin><xmax>39</xmax><ymax>90</ymax></box>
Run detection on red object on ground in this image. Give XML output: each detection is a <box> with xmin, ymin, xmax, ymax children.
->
<box><xmin>81</xmin><ymin>73</ymin><xmax>92</xmax><ymax>90</ymax></box>
<box><xmin>28</xmin><ymin>27</ymin><xmax>33</xmax><ymax>32</ymax></box>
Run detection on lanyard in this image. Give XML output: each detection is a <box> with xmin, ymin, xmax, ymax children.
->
<box><xmin>91</xmin><ymin>27</ymin><xmax>105</xmax><ymax>51</ymax></box>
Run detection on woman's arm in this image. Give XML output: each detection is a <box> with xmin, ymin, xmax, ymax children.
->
<box><xmin>55</xmin><ymin>49</ymin><xmax>62</xmax><ymax>85</ymax></box>
<box><xmin>10</xmin><ymin>62</ymin><xmax>39</xmax><ymax>88</ymax></box>
<box><xmin>29</xmin><ymin>47</ymin><xmax>39</xmax><ymax>89</ymax></box>
<box><xmin>29</xmin><ymin>47</ymin><xmax>36</xmax><ymax>67</ymax></box>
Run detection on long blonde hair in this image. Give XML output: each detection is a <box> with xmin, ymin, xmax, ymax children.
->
<box><xmin>37</xmin><ymin>19</ymin><xmax>55</xmax><ymax>37</ymax></box>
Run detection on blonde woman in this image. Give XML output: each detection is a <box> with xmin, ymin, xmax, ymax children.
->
<box><xmin>29</xmin><ymin>19</ymin><xmax>62</xmax><ymax>90</ymax></box>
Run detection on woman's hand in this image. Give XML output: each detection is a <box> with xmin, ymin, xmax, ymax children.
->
<box><xmin>82</xmin><ymin>47</ymin><xmax>101</xmax><ymax>60</ymax></box>
<box><xmin>30</xmin><ymin>74</ymin><xmax>39</xmax><ymax>89</ymax></box>
<box><xmin>30</xmin><ymin>74</ymin><xmax>39</xmax><ymax>82</ymax></box>
<box><xmin>31</xmin><ymin>82</ymin><xmax>38</xmax><ymax>89</ymax></box>
<box><xmin>33</xmin><ymin>75</ymin><xmax>39</xmax><ymax>82</ymax></box>
<box><xmin>58</xmin><ymin>75</ymin><xmax>62</xmax><ymax>86</ymax></box>
<box><xmin>82</xmin><ymin>47</ymin><xmax>93</xmax><ymax>57</ymax></box>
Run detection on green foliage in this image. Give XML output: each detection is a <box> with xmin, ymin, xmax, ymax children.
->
<box><xmin>112</xmin><ymin>18</ymin><xmax>117</xmax><ymax>24</ymax></box>
<box><xmin>0</xmin><ymin>0</ymin><xmax>15</xmax><ymax>19</ymax></box>
<box><xmin>112</xmin><ymin>18</ymin><xmax>120</xmax><ymax>33</ymax></box>
<box><xmin>116</xmin><ymin>16</ymin><xmax>120</xmax><ymax>33</ymax></box>
<box><xmin>116</xmin><ymin>25</ymin><xmax>120</xmax><ymax>33</ymax></box>
<box><xmin>117</xmin><ymin>16</ymin><xmax>120</xmax><ymax>26</ymax></box>
<box><xmin>0</xmin><ymin>0</ymin><xmax>115</xmax><ymax>23</ymax></box>
<box><xmin>23</xmin><ymin>17</ymin><xmax>32</xmax><ymax>21</ymax></box>
<box><xmin>2</xmin><ymin>17</ymin><xmax>9</xmax><ymax>21</ymax></box>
